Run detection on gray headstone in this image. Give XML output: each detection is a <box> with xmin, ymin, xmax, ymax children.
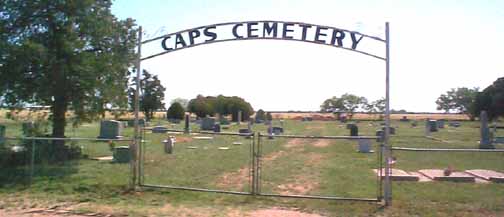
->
<box><xmin>152</xmin><ymin>126</ymin><xmax>168</xmax><ymax>133</ymax></box>
<box><xmin>98</xmin><ymin>120</ymin><xmax>123</xmax><ymax>139</ymax></box>
<box><xmin>479</xmin><ymin>111</ymin><xmax>494</xmax><ymax>149</ymax></box>
<box><xmin>494</xmin><ymin>137</ymin><xmax>504</xmax><ymax>144</ymax></box>
<box><xmin>237</xmin><ymin>110</ymin><xmax>242</xmax><ymax>124</ymax></box>
<box><xmin>358</xmin><ymin>139</ymin><xmax>373</xmax><ymax>153</ymax></box>
<box><xmin>437</xmin><ymin>119</ymin><xmax>445</xmax><ymax>129</ymax></box>
<box><xmin>184</xmin><ymin>114</ymin><xmax>190</xmax><ymax>133</ymax></box>
<box><xmin>163</xmin><ymin>138</ymin><xmax>174</xmax><ymax>154</ymax></box>
<box><xmin>200</xmin><ymin>117</ymin><xmax>215</xmax><ymax>131</ymax></box>
<box><xmin>425</xmin><ymin>120</ymin><xmax>431</xmax><ymax>136</ymax></box>
<box><xmin>449</xmin><ymin>121</ymin><xmax>461</xmax><ymax>127</ymax></box>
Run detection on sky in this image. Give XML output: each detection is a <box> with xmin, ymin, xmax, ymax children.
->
<box><xmin>111</xmin><ymin>0</ymin><xmax>504</xmax><ymax>112</ymax></box>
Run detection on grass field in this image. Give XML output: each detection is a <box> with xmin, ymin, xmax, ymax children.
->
<box><xmin>0</xmin><ymin>117</ymin><xmax>503</xmax><ymax>216</ymax></box>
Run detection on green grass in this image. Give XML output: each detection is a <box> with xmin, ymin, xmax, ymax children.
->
<box><xmin>0</xmin><ymin>117</ymin><xmax>503</xmax><ymax>216</ymax></box>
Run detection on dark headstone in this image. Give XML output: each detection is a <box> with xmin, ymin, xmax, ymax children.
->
<box><xmin>449</xmin><ymin>122</ymin><xmax>461</xmax><ymax>127</ymax></box>
<box><xmin>213</xmin><ymin>124</ymin><xmax>221</xmax><ymax>133</ymax></box>
<box><xmin>272</xmin><ymin>127</ymin><xmax>284</xmax><ymax>135</ymax></box>
<box><xmin>375</xmin><ymin>130</ymin><xmax>384</xmax><ymax>142</ymax></box>
<box><xmin>437</xmin><ymin>119</ymin><xmax>445</xmax><ymax>129</ymax></box>
<box><xmin>152</xmin><ymin>126</ymin><xmax>168</xmax><ymax>133</ymax></box>
<box><xmin>411</xmin><ymin>121</ymin><xmax>418</xmax><ymax>127</ymax></box>
<box><xmin>98</xmin><ymin>120</ymin><xmax>123</xmax><ymax>139</ymax></box>
<box><xmin>238</xmin><ymin>128</ymin><xmax>251</xmax><ymax>134</ymax></box>
<box><xmin>349</xmin><ymin>125</ymin><xmax>359</xmax><ymax>136</ymax></box>
<box><xmin>113</xmin><ymin>146</ymin><xmax>130</xmax><ymax>163</ymax></box>
<box><xmin>346</xmin><ymin>123</ymin><xmax>356</xmax><ymax>129</ymax></box>
<box><xmin>0</xmin><ymin>125</ymin><xmax>5</xmax><ymax>147</ymax></box>
<box><xmin>400</xmin><ymin>116</ymin><xmax>410</xmax><ymax>122</ymax></box>
<box><xmin>184</xmin><ymin>114</ymin><xmax>190</xmax><ymax>133</ymax></box>
<box><xmin>428</xmin><ymin>120</ymin><xmax>438</xmax><ymax>132</ymax></box>
<box><xmin>200</xmin><ymin>117</ymin><xmax>215</xmax><ymax>131</ymax></box>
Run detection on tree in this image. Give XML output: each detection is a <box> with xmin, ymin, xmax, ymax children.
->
<box><xmin>320</xmin><ymin>94</ymin><xmax>367</xmax><ymax>119</ymax></box>
<box><xmin>435</xmin><ymin>87</ymin><xmax>479</xmax><ymax>119</ymax></box>
<box><xmin>187</xmin><ymin>95</ymin><xmax>254</xmax><ymax>120</ymax></box>
<box><xmin>472</xmin><ymin>77</ymin><xmax>504</xmax><ymax>120</ymax></box>
<box><xmin>255</xmin><ymin>109</ymin><xmax>266</xmax><ymax>122</ymax></box>
<box><xmin>0</xmin><ymin>0</ymin><xmax>137</xmax><ymax>159</ymax></box>
<box><xmin>364</xmin><ymin>98</ymin><xmax>386</xmax><ymax>119</ymax></box>
<box><xmin>170</xmin><ymin>98</ymin><xmax>189</xmax><ymax>110</ymax></box>
<box><xmin>129</xmin><ymin>70</ymin><xmax>166</xmax><ymax>121</ymax></box>
<box><xmin>166</xmin><ymin>102</ymin><xmax>185</xmax><ymax>120</ymax></box>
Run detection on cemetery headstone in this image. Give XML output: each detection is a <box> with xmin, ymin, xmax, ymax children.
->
<box><xmin>98</xmin><ymin>120</ymin><xmax>123</xmax><ymax>139</ymax></box>
<box><xmin>163</xmin><ymin>137</ymin><xmax>175</xmax><ymax>154</ymax></box>
<box><xmin>425</xmin><ymin>119</ymin><xmax>431</xmax><ymax>136</ymax></box>
<box><xmin>184</xmin><ymin>114</ymin><xmax>190</xmax><ymax>133</ymax></box>
<box><xmin>152</xmin><ymin>126</ymin><xmax>168</xmax><ymax>133</ymax></box>
<box><xmin>267</xmin><ymin>126</ymin><xmax>274</xmax><ymax>139</ymax></box>
<box><xmin>237</xmin><ymin>110</ymin><xmax>242</xmax><ymax>124</ymax></box>
<box><xmin>375</xmin><ymin>130</ymin><xmax>384</xmax><ymax>143</ymax></box>
<box><xmin>358</xmin><ymin>139</ymin><xmax>373</xmax><ymax>153</ymax></box>
<box><xmin>272</xmin><ymin>127</ymin><xmax>284</xmax><ymax>135</ymax></box>
<box><xmin>437</xmin><ymin>119</ymin><xmax>445</xmax><ymax>129</ymax></box>
<box><xmin>479</xmin><ymin>111</ymin><xmax>494</xmax><ymax>149</ymax></box>
<box><xmin>350</xmin><ymin>125</ymin><xmax>359</xmax><ymax>136</ymax></box>
<box><xmin>201</xmin><ymin>117</ymin><xmax>215</xmax><ymax>131</ymax></box>
<box><xmin>280</xmin><ymin>120</ymin><xmax>284</xmax><ymax>127</ymax></box>
<box><xmin>449</xmin><ymin>121</ymin><xmax>461</xmax><ymax>127</ymax></box>
<box><xmin>0</xmin><ymin>125</ymin><xmax>5</xmax><ymax>147</ymax></box>
<box><xmin>213</xmin><ymin>124</ymin><xmax>221</xmax><ymax>133</ymax></box>
<box><xmin>113</xmin><ymin>146</ymin><xmax>130</xmax><ymax>163</ymax></box>
<box><xmin>428</xmin><ymin>120</ymin><xmax>438</xmax><ymax>132</ymax></box>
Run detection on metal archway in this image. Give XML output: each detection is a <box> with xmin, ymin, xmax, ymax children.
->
<box><xmin>132</xmin><ymin>21</ymin><xmax>392</xmax><ymax>205</ymax></box>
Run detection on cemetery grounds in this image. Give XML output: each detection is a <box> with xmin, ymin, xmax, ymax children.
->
<box><xmin>0</xmin><ymin>115</ymin><xmax>503</xmax><ymax>216</ymax></box>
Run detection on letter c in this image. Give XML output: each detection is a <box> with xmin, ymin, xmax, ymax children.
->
<box><xmin>161</xmin><ymin>36</ymin><xmax>173</xmax><ymax>51</ymax></box>
<box><xmin>232</xmin><ymin>23</ymin><xmax>243</xmax><ymax>39</ymax></box>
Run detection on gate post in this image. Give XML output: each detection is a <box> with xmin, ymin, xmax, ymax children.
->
<box><xmin>132</xmin><ymin>26</ymin><xmax>142</xmax><ymax>189</ymax></box>
<box><xmin>384</xmin><ymin>22</ymin><xmax>392</xmax><ymax>206</ymax></box>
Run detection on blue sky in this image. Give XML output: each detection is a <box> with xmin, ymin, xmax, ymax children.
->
<box><xmin>112</xmin><ymin>0</ymin><xmax>504</xmax><ymax>112</ymax></box>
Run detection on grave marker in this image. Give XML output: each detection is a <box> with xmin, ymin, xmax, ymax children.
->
<box><xmin>479</xmin><ymin>111</ymin><xmax>494</xmax><ymax>149</ymax></box>
<box><xmin>184</xmin><ymin>114</ymin><xmax>190</xmax><ymax>133</ymax></box>
<box><xmin>349</xmin><ymin>125</ymin><xmax>358</xmax><ymax>136</ymax></box>
<box><xmin>98</xmin><ymin>120</ymin><xmax>123</xmax><ymax>139</ymax></box>
<box><xmin>358</xmin><ymin>139</ymin><xmax>373</xmax><ymax>153</ymax></box>
<box><xmin>201</xmin><ymin>117</ymin><xmax>215</xmax><ymax>131</ymax></box>
<box><xmin>152</xmin><ymin>126</ymin><xmax>169</xmax><ymax>133</ymax></box>
<box><xmin>437</xmin><ymin>119</ymin><xmax>445</xmax><ymax>129</ymax></box>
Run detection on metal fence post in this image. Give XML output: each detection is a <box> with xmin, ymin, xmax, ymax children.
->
<box><xmin>384</xmin><ymin>21</ymin><xmax>392</xmax><ymax>206</ymax></box>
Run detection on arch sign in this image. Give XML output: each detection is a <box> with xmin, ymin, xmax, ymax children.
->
<box><xmin>140</xmin><ymin>21</ymin><xmax>386</xmax><ymax>61</ymax></box>
<box><xmin>133</xmin><ymin>21</ymin><xmax>392</xmax><ymax>205</ymax></box>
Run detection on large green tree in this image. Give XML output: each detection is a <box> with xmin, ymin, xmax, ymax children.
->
<box><xmin>472</xmin><ymin>77</ymin><xmax>504</xmax><ymax>120</ymax></box>
<box><xmin>187</xmin><ymin>95</ymin><xmax>254</xmax><ymax>120</ymax></box>
<box><xmin>435</xmin><ymin>87</ymin><xmax>479</xmax><ymax>119</ymax></box>
<box><xmin>129</xmin><ymin>70</ymin><xmax>166</xmax><ymax>121</ymax></box>
<box><xmin>0</xmin><ymin>0</ymin><xmax>137</xmax><ymax>143</ymax></box>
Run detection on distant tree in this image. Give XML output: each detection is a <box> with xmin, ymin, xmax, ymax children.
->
<box><xmin>321</xmin><ymin>94</ymin><xmax>367</xmax><ymax>119</ymax></box>
<box><xmin>364</xmin><ymin>98</ymin><xmax>386</xmax><ymax>119</ymax></box>
<box><xmin>187</xmin><ymin>95</ymin><xmax>214</xmax><ymax>118</ymax></box>
<box><xmin>166</xmin><ymin>102</ymin><xmax>185</xmax><ymax>120</ymax></box>
<box><xmin>436</xmin><ymin>87</ymin><xmax>479</xmax><ymax>120</ymax></box>
<box><xmin>187</xmin><ymin>95</ymin><xmax>254</xmax><ymax>120</ymax></box>
<box><xmin>472</xmin><ymin>77</ymin><xmax>504</xmax><ymax>120</ymax></box>
<box><xmin>255</xmin><ymin>109</ymin><xmax>266</xmax><ymax>122</ymax></box>
<box><xmin>170</xmin><ymin>98</ymin><xmax>189</xmax><ymax>110</ymax></box>
<box><xmin>129</xmin><ymin>70</ymin><xmax>166</xmax><ymax>121</ymax></box>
